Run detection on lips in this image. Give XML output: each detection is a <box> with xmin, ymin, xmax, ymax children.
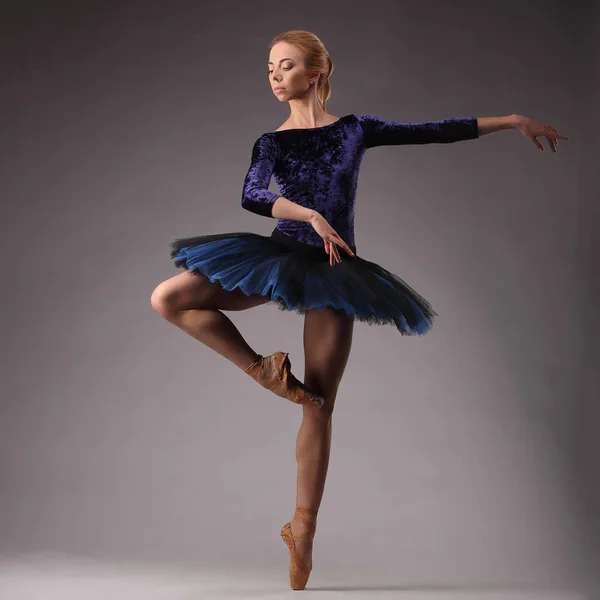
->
<box><xmin>274</xmin><ymin>87</ymin><xmax>285</xmax><ymax>92</ymax></box>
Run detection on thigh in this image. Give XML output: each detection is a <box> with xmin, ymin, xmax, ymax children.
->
<box><xmin>152</xmin><ymin>270</ymin><xmax>272</xmax><ymax>312</ymax></box>
<box><xmin>303</xmin><ymin>307</ymin><xmax>354</xmax><ymax>412</ymax></box>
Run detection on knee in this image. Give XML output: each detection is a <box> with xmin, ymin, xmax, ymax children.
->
<box><xmin>150</xmin><ymin>283</ymin><xmax>176</xmax><ymax>317</ymax></box>
<box><xmin>305</xmin><ymin>380</ymin><xmax>338</xmax><ymax>418</ymax></box>
<box><xmin>319</xmin><ymin>402</ymin><xmax>335</xmax><ymax>419</ymax></box>
<box><xmin>314</xmin><ymin>391</ymin><xmax>337</xmax><ymax>419</ymax></box>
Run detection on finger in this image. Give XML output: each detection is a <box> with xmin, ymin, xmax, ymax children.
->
<box><xmin>339</xmin><ymin>239</ymin><xmax>354</xmax><ymax>256</ymax></box>
<box><xmin>546</xmin><ymin>135</ymin><xmax>558</xmax><ymax>146</ymax></box>
<box><xmin>327</xmin><ymin>226</ymin><xmax>354</xmax><ymax>258</ymax></box>
<box><xmin>531</xmin><ymin>136</ymin><xmax>544</xmax><ymax>152</ymax></box>
<box><xmin>327</xmin><ymin>241</ymin><xmax>334</xmax><ymax>266</ymax></box>
<box><xmin>333</xmin><ymin>242</ymin><xmax>342</xmax><ymax>264</ymax></box>
<box><xmin>331</xmin><ymin>232</ymin><xmax>355</xmax><ymax>256</ymax></box>
<box><xmin>328</xmin><ymin>238</ymin><xmax>339</xmax><ymax>264</ymax></box>
<box><xmin>545</xmin><ymin>126</ymin><xmax>568</xmax><ymax>140</ymax></box>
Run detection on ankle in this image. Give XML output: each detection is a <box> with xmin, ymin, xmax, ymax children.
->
<box><xmin>292</xmin><ymin>506</ymin><xmax>318</xmax><ymax>531</ymax></box>
<box><xmin>243</xmin><ymin>352</ymin><xmax>262</xmax><ymax>372</ymax></box>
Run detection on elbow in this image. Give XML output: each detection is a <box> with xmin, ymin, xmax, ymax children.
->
<box><xmin>240</xmin><ymin>191</ymin><xmax>275</xmax><ymax>218</ymax></box>
<box><xmin>241</xmin><ymin>194</ymin><xmax>251</xmax><ymax>212</ymax></box>
<box><xmin>241</xmin><ymin>195</ymin><xmax>259</xmax><ymax>215</ymax></box>
<box><xmin>241</xmin><ymin>186</ymin><xmax>258</xmax><ymax>212</ymax></box>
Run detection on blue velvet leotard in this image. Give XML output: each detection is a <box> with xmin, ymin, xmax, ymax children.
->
<box><xmin>240</xmin><ymin>113</ymin><xmax>479</xmax><ymax>252</ymax></box>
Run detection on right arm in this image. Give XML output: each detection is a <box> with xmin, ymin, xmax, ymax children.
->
<box><xmin>272</xmin><ymin>197</ymin><xmax>316</xmax><ymax>222</ymax></box>
<box><xmin>241</xmin><ymin>134</ymin><xmax>315</xmax><ymax>223</ymax></box>
<box><xmin>240</xmin><ymin>134</ymin><xmax>352</xmax><ymax>263</ymax></box>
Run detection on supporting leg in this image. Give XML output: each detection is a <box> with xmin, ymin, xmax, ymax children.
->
<box><xmin>286</xmin><ymin>307</ymin><xmax>354</xmax><ymax>579</ymax></box>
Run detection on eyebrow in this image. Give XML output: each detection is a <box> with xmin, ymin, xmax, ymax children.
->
<box><xmin>267</xmin><ymin>57</ymin><xmax>295</xmax><ymax>65</ymax></box>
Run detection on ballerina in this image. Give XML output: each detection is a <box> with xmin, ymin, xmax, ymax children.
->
<box><xmin>151</xmin><ymin>29</ymin><xmax>568</xmax><ymax>590</ymax></box>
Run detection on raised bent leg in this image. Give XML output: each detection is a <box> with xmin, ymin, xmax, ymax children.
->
<box><xmin>150</xmin><ymin>270</ymin><xmax>270</xmax><ymax>370</ymax></box>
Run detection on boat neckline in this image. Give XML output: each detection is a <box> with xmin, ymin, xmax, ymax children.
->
<box><xmin>271</xmin><ymin>113</ymin><xmax>353</xmax><ymax>134</ymax></box>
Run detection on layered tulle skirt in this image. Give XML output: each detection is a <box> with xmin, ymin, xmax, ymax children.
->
<box><xmin>169</xmin><ymin>227</ymin><xmax>437</xmax><ymax>335</ymax></box>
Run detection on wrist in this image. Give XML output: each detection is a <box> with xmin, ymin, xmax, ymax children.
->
<box><xmin>510</xmin><ymin>114</ymin><xmax>522</xmax><ymax>129</ymax></box>
<box><xmin>307</xmin><ymin>209</ymin><xmax>320</xmax><ymax>224</ymax></box>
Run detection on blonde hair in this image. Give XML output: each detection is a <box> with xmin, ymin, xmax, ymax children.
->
<box><xmin>269</xmin><ymin>30</ymin><xmax>334</xmax><ymax>112</ymax></box>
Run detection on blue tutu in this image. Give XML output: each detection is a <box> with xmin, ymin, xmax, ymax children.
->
<box><xmin>169</xmin><ymin>227</ymin><xmax>437</xmax><ymax>335</ymax></box>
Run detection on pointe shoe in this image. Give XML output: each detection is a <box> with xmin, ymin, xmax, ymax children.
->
<box><xmin>244</xmin><ymin>352</ymin><xmax>324</xmax><ymax>408</ymax></box>
<box><xmin>280</xmin><ymin>506</ymin><xmax>318</xmax><ymax>590</ymax></box>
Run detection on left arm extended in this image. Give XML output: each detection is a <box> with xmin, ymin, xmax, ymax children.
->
<box><xmin>357</xmin><ymin>113</ymin><xmax>568</xmax><ymax>152</ymax></box>
<box><xmin>477</xmin><ymin>114</ymin><xmax>519</xmax><ymax>135</ymax></box>
<box><xmin>478</xmin><ymin>114</ymin><xmax>569</xmax><ymax>152</ymax></box>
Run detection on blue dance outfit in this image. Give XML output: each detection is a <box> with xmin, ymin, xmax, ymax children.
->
<box><xmin>170</xmin><ymin>113</ymin><xmax>479</xmax><ymax>335</ymax></box>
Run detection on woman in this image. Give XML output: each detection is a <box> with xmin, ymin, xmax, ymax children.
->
<box><xmin>151</xmin><ymin>30</ymin><xmax>567</xmax><ymax>590</ymax></box>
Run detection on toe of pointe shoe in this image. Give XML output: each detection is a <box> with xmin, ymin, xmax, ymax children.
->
<box><xmin>280</xmin><ymin>522</ymin><xmax>312</xmax><ymax>590</ymax></box>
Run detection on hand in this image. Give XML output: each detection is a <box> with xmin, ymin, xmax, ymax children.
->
<box><xmin>515</xmin><ymin>115</ymin><xmax>569</xmax><ymax>152</ymax></box>
<box><xmin>309</xmin><ymin>212</ymin><xmax>355</xmax><ymax>266</ymax></box>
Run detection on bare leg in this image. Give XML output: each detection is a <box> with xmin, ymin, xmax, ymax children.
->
<box><xmin>151</xmin><ymin>271</ymin><xmax>271</xmax><ymax>370</ymax></box>
<box><xmin>290</xmin><ymin>307</ymin><xmax>354</xmax><ymax>568</ymax></box>
<box><xmin>170</xmin><ymin>309</ymin><xmax>260</xmax><ymax>370</ymax></box>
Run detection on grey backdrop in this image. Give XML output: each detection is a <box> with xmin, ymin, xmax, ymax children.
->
<box><xmin>1</xmin><ymin>0</ymin><xmax>597</xmax><ymax>597</ymax></box>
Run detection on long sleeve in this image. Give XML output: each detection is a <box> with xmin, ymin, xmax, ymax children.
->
<box><xmin>241</xmin><ymin>134</ymin><xmax>281</xmax><ymax>218</ymax></box>
<box><xmin>357</xmin><ymin>114</ymin><xmax>479</xmax><ymax>148</ymax></box>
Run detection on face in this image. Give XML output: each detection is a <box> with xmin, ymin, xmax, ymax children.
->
<box><xmin>268</xmin><ymin>41</ymin><xmax>315</xmax><ymax>101</ymax></box>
